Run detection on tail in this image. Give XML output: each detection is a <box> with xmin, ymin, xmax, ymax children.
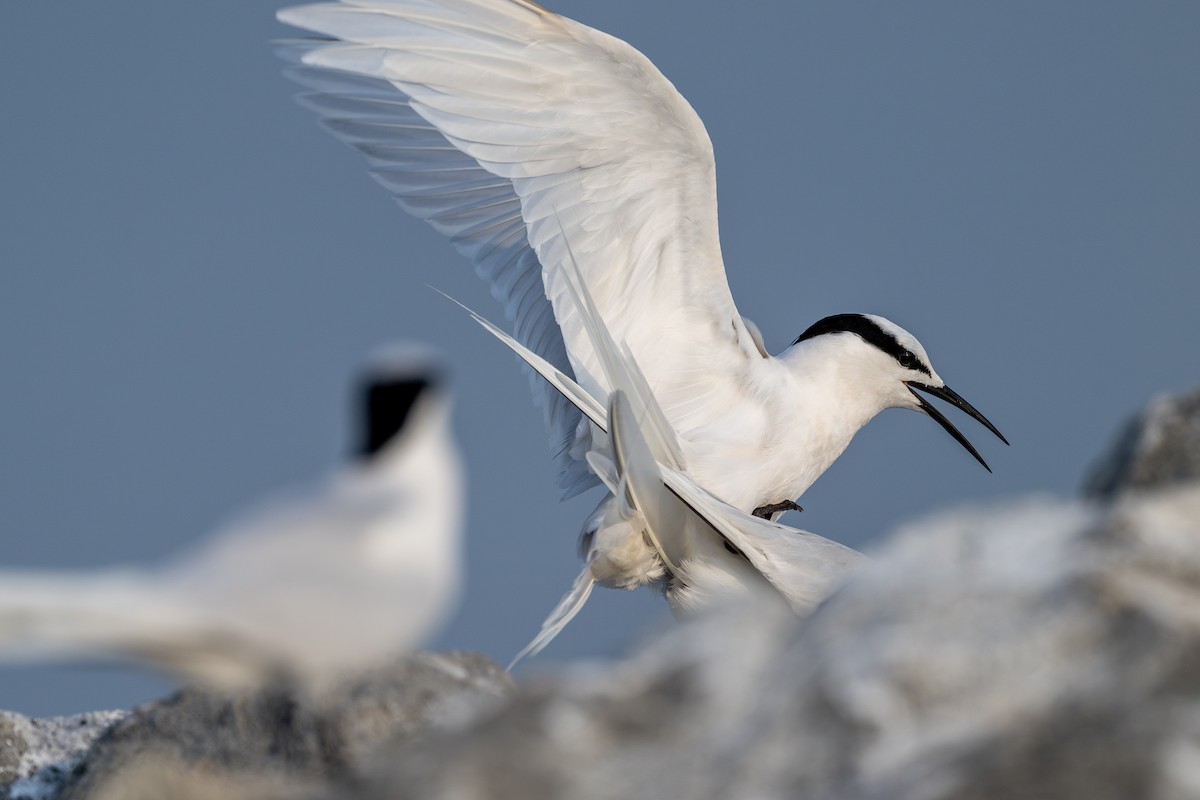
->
<box><xmin>508</xmin><ymin>564</ymin><xmax>596</xmax><ymax>670</ymax></box>
<box><xmin>0</xmin><ymin>569</ymin><xmax>179</xmax><ymax>662</ymax></box>
<box><xmin>659</xmin><ymin>466</ymin><xmax>866</xmax><ymax>614</ymax></box>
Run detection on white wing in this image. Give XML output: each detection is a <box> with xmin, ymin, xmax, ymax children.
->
<box><xmin>277</xmin><ymin>38</ymin><xmax>593</xmax><ymax>498</ymax></box>
<box><xmin>277</xmin><ymin>0</ymin><xmax>761</xmax><ymax>494</ymax></box>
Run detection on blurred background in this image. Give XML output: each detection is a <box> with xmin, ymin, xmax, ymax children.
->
<box><xmin>1</xmin><ymin>1</ymin><xmax>1196</xmax><ymax>716</ymax></box>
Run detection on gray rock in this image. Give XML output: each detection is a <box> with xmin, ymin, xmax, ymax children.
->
<box><xmin>329</xmin><ymin>485</ymin><xmax>1200</xmax><ymax>800</ymax></box>
<box><xmin>0</xmin><ymin>711</ymin><xmax>125</xmax><ymax>800</ymax></box>
<box><xmin>58</xmin><ymin>651</ymin><xmax>512</xmax><ymax>800</ymax></box>
<box><xmin>1085</xmin><ymin>386</ymin><xmax>1200</xmax><ymax>498</ymax></box>
<box><xmin>0</xmin><ymin>716</ymin><xmax>27</xmax><ymax>791</ymax></box>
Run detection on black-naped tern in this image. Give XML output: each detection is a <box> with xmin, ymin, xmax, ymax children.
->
<box><xmin>463</xmin><ymin>259</ymin><xmax>864</xmax><ymax>662</ymax></box>
<box><xmin>276</xmin><ymin>0</ymin><xmax>1007</xmax><ymax>653</ymax></box>
<box><xmin>0</xmin><ymin>345</ymin><xmax>462</xmax><ymax>692</ymax></box>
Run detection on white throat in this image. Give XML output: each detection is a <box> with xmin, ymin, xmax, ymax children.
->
<box><xmin>668</xmin><ymin>334</ymin><xmax>904</xmax><ymax>513</ymax></box>
<box><xmin>750</xmin><ymin>336</ymin><xmax>903</xmax><ymax>503</ymax></box>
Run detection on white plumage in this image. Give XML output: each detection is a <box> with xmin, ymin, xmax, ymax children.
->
<box><xmin>277</xmin><ymin>0</ymin><xmax>1005</xmax><ymax>657</ymax></box>
<box><xmin>276</xmin><ymin>0</ymin><xmax>757</xmax><ymax>502</ymax></box>
<box><xmin>0</xmin><ymin>345</ymin><xmax>463</xmax><ymax>691</ymax></box>
<box><xmin>457</xmin><ymin>259</ymin><xmax>863</xmax><ymax>663</ymax></box>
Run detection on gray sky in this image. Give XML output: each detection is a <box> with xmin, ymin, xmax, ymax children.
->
<box><xmin>1</xmin><ymin>1</ymin><xmax>1196</xmax><ymax>716</ymax></box>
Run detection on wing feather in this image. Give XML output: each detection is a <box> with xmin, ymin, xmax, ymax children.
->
<box><xmin>279</xmin><ymin>0</ymin><xmax>760</xmax><ymax>495</ymax></box>
<box><xmin>282</xmin><ymin>38</ymin><xmax>593</xmax><ymax>496</ymax></box>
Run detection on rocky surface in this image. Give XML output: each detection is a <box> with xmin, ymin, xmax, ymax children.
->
<box><xmin>1085</xmin><ymin>385</ymin><xmax>1200</xmax><ymax>498</ymax></box>
<box><xmin>1</xmin><ymin>652</ymin><xmax>512</xmax><ymax>800</ymax></box>
<box><xmin>5</xmin><ymin>384</ymin><xmax>1200</xmax><ymax>799</ymax></box>
<box><xmin>0</xmin><ymin>712</ymin><xmax>126</xmax><ymax>800</ymax></box>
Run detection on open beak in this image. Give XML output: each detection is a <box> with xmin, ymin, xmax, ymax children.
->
<box><xmin>905</xmin><ymin>382</ymin><xmax>1009</xmax><ymax>472</ymax></box>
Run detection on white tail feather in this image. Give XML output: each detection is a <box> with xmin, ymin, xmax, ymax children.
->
<box><xmin>508</xmin><ymin>564</ymin><xmax>595</xmax><ymax>669</ymax></box>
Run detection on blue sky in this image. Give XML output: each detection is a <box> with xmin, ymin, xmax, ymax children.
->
<box><xmin>1</xmin><ymin>1</ymin><xmax>1197</xmax><ymax>715</ymax></box>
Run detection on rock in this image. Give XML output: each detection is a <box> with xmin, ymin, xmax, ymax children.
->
<box><xmin>1085</xmin><ymin>386</ymin><xmax>1200</xmax><ymax>498</ymax></box>
<box><xmin>79</xmin><ymin>752</ymin><xmax>308</xmax><ymax>800</ymax></box>
<box><xmin>324</xmin><ymin>485</ymin><xmax>1200</xmax><ymax>800</ymax></box>
<box><xmin>58</xmin><ymin>651</ymin><xmax>512</xmax><ymax>800</ymax></box>
<box><xmin>0</xmin><ymin>716</ymin><xmax>27</xmax><ymax>791</ymax></box>
<box><xmin>0</xmin><ymin>711</ymin><xmax>125</xmax><ymax>800</ymax></box>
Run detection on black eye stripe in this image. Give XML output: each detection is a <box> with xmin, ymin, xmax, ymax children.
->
<box><xmin>794</xmin><ymin>314</ymin><xmax>932</xmax><ymax>377</ymax></box>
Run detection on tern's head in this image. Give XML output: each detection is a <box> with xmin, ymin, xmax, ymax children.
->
<box><xmin>356</xmin><ymin>343</ymin><xmax>450</xmax><ymax>462</ymax></box>
<box><xmin>793</xmin><ymin>314</ymin><xmax>1008</xmax><ymax>470</ymax></box>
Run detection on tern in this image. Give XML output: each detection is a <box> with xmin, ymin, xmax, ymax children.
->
<box><xmin>0</xmin><ymin>345</ymin><xmax>463</xmax><ymax>693</ymax></box>
<box><xmin>457</xmin><ymin>257</ymin><xmax>864</xmax><ymax>663</ymax></box>
<box><xmin>276</xmin><ymin>0</ymin><xmax>1007</xmax><ymax>641</ymax></box>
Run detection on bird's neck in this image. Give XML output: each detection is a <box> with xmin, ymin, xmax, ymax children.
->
<box><xmin>762</xmin><ymin>338</ymin><xmax>894</xmax><ymax>497</ymax></box>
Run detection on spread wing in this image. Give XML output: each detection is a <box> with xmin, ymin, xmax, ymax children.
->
<box><xmin>278</xmin><ymin>0</ymin><xmax>759</xmax><ymax>495</ymax></box>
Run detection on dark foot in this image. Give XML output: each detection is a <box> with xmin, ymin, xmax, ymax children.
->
<box><xmin>752</xmin><ymin>500</ymin><xmax>803</xmax><ymax>519</ymax></box>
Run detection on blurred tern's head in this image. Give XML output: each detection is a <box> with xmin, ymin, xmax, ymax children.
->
<box><xmin>357</xmin><ymin>343</ymin><xmax>448</xmax><ymax>461</ymax></box>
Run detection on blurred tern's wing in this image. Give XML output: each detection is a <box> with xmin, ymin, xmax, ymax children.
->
<box><xmin>278</xmin><ymin>0</ymin><xmax>759</xmax><ymax>491</ymax></box>
<box><xmin>0</xmin><ymin>567</ymin><xmax>292</xmax><ymax>688</ymax></box>
<box><xmin>0</xmin><ymin>571</ymin><xmax>189</xmax><ymax>657</ymax></box>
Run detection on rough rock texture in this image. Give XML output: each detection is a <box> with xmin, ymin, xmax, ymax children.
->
<box><xmin>1086</xmin><ymin>386</ymin><xmax>1200</xmax><ymax>498</ymax></box>
<box><xmin>0</xmin><ymin>712</ymin><xmax>126</xmax><ymax>800</ymax></box>
<box><xmin>56</xmin><ymin>651</ymin><xmax>512</xmax><ymax>800</ymax></box>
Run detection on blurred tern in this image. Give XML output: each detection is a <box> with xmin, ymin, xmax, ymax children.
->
<box><xmin>0</xmin><ymin>345</ymin><xmax>462</xmax><ymax>692</ymax></box>
<box><xmin>276</xmin><ymin>0</ymin><xmax>1007</xmax><ymax>644</ymax></box>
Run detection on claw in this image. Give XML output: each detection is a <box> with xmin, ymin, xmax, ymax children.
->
<box><xmin>752</xmin><ymin>500</ymin><xmax>803</xmax><ymax>519</ymax></box>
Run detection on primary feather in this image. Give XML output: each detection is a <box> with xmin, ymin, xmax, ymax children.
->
<box><xmin>278</xmin><ymin>0</ymin><xmax>763</xmax><ymax>498</ymax></box>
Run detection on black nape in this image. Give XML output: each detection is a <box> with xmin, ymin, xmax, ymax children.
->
<box><xmin>359</xmin><ymin>376</ymin><xmax>433</xmax><ymax>458</ymax></box>
<box><xmin>793</xmin><ymin>314</ymin><xmax>931</xmax><ymax>377</ymax></box>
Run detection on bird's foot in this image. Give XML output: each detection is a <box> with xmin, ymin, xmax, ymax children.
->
<box><xmin>752</xmin><ymin>500</ymin><xmax>803</xmax><ymax>519</ymax></box>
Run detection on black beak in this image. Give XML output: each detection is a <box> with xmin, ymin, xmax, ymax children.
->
<box><xmin>905</xmin><ymin>382</ymin><xmax>1009</xmax><ymax>472</ymax></box>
